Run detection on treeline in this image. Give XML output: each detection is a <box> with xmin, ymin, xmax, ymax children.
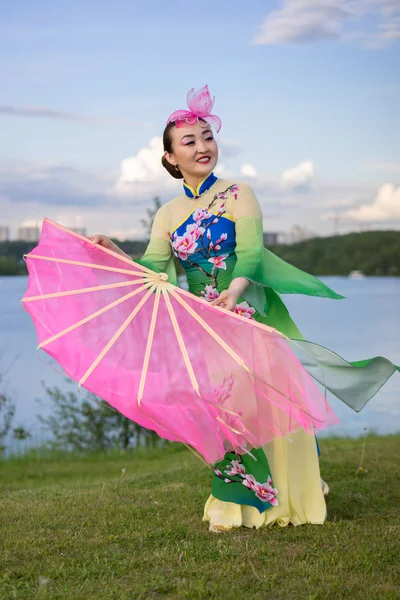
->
<box><xmin>0</xmin><ymin>239</ymin><xmax>148</xmax><ymax>276</ymax></box>
<box><xmin>0</xmin><ymin>379</ymin><xmax>164</xmax><ymax>456</ymax></box>
<box><xmin>1</xmin><ymin>230</ymin><xmax>399</xmax><ymax>277</ymax></box>
<box><xmin>269</xmin><ymin>231</ymin><xmax>400</xmax><ymax>276</ymax></box>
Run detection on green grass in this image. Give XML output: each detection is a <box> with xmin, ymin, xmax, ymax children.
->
<box><xmin>1</xmin><ymin>436</ymin><xmax>399</xmax><ymax>599</ymax></box>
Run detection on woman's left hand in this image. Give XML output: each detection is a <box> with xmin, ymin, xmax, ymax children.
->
<box><xmin>210</xmin><ymin>277</ymin><xmax>250</xmax><ymax>312</ymax></box>
<box><xmin>210</xmin><ymin>289</ymin><xmax>239</xmax><ymax>312</ymax></box>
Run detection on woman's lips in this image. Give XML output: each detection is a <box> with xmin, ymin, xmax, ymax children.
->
<box><xmin>197</xmin><ymin>157</ymin><xmax>211</xmax><ymax>164</ymax></box>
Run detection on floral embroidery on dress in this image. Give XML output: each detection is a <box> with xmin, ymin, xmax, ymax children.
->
<box><xmin>171</xmin><ymin>184</ymin><xmax>238</xmax><ymax>288</ymax></box>
<box><xmin>171</xmin><ymin>183</ymin><xmax>256</xmax><ymax>318</ymax></box>
<box><xmin>213</xmin><ymin>454</ymin><xmax>279</xmax><ymax>506</ymax></box>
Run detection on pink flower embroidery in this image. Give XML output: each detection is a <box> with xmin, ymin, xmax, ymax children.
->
<box><xmin>235</xmin><ymin>301</ymin><xmax>256</xmax><ymax>319</ymax></box>
<box><xmin>186</xmin><ymin>223</ymin><xmax>205</xmax><ymax>239</ymax></box>
<box><xmin>225</xmin><ymin>459</ymin><xmax>246</xmax><ymax>477</ymax></box>
<box><xmin>192</xmin><ymin>207</ymin><xmax>211</xmax><ymax>224</ymax></box>
<box><xmin>217</xmin><ymin>192</ymin><xmax>228</xmax><ymax>200</ymax></box>
<box><xmin>172</xmin><ymin>231</ymin><xmax>198</xmax><ymax>260</ymax></box>
<box><xmin>242</xmin><ymin>474</ymin><xmax>256</xmax><ymax>490</ymax></box>
<box><xmin>253</xmin><ymin>482</ymin><xmax>279</xmax><ymax>505</ymax></box>
<box><xmin>218</xmin><ymin>202</ymin><xmax>225</xmax><ymax>215</ymax></box>
<box><xmin>218</xmin><ymin>233</ymin><xmax>228</xmax><ymax>243</ymax></box>
<box><xmin>208</xmin><ymin>255</ymin><xmax>228</xmax><ymax>270</ymax></box>
<box><xmin>202</xmin><ymin>285</ymin><xmax>219</xmax><ymax>302</ymax></box>
<box><xmin>230</xmin><ymin>184</ymin><xmax>239</xmax><ymax>200</ymax></box>
<box><xmin>213</xmin><ymin>468</ymin><xmax>222</xmax><ymax>477</ymax></box>
<box><xmin>212</xmin><ymin>375</ymin><xmax>234</xmax><ymax>405</ymax></box>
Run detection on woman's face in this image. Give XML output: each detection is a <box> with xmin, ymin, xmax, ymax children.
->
<box><xmin>164</xmin><ymin>122</ymin><xmax>218</xmax><ymax>181</ymax></box>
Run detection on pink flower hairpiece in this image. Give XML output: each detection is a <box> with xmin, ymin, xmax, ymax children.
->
<box><xmin>166</xmin><ymin>85</ymin><xmax>222</xmax><ymax>133</ymax></box>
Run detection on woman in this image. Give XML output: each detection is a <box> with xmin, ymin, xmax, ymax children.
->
<box><xmin>90</xmin><ymin>86</ymin><xmax>398</xmax><ymax>531</ymax></box>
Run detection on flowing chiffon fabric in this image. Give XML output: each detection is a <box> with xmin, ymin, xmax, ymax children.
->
<box><xmin>22</xmin><ymin>219</ymin><xmax>339</xmax><ymax>465</ymax></box>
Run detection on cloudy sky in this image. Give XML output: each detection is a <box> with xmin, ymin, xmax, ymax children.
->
<box><xmin>1</xmin><ymin>0</ymin><xmax>399</xmax><ymax>240</ymax></box>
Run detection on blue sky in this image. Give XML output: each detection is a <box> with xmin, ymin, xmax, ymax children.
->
<box><xmin>1</xmin><ymin>0</ymin><xmax>399</xmax><ymax>239</ymax></box>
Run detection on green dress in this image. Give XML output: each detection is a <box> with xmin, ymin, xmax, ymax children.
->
<box><xmin>141</xmin><ymin>173</ymin><xmax>399</xmax><ymax>525</ymax></box>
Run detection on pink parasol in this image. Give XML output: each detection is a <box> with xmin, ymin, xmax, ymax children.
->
<box><xmin>22</xmin><ymin>219</ymin><xmax>338</xmax><ymax>464</ymax></box>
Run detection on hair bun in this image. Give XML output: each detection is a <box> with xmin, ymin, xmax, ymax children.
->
<box><xmin>161</xmin><ymin>155</ymin><xmax>184</xmax><ymax>179</ymax></box>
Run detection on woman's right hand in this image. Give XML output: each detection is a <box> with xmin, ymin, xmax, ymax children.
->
<box><xmin>88</xmin><ymin>234</ymin><xmax>132</xmax><ymax>260</ymax></box>
<box><xmin>88</xmin><ymin>234</ymin><xmax>116</xmax><ymax>252</ymax></box>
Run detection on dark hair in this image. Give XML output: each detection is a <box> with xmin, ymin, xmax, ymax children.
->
<box><xmin>161</xmin><ymin>122</ymin><xmax>183</xmax><ymax>179</ymax></box>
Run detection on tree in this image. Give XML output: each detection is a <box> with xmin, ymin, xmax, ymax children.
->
<box><xmin>140</xmin><ymin>197</ymin><xmax>162</xmax><ymax>239</ymax></box>
<box><xmin>0</xmin><ymin>375</ymin><xmax>30</xmax><ymax>454</ymax></box>
<box><xmin>0</xmin><ymin>387</ymin><xmax>15</xmax><ymax>453</ymax></box>
<box><xmin>37</xmin><ymin>383</ymin><xmax>165</xmax><ymax>452</ymax></box>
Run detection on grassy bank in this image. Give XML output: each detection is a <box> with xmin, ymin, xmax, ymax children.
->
<box><xmin>1</xmin><ymin>435</ymin><xmax>399</xmax><ymax>599</ymax></box>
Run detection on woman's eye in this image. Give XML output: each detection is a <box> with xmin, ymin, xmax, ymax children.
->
<box><xmin>206</xmin><ymin>136</ymin><xmax>214</xmax><ymax>141</ymax></box>
<box><xmin>185</xmin><ymin>141</ymin><xmax>195</xmax><ymax>146</ymax></box>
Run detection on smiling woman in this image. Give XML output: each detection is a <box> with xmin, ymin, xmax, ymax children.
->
<box><xmin>161</xmin><ymin>122</ymin><xmax>218</xmax><ymax>183</ymax></box>
<box><xmin>86</xmin><ymin>85</ymin><xmax>399</xmax><ymax>532</ymax></box>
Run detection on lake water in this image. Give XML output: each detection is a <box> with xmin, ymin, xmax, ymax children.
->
<box><xmin>1</xmin><ymin>276</ymin><xmax>399</xmax><ymax>447</ymax></box>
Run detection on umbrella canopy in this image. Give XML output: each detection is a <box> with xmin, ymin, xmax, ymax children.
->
<box><xmin>22</xmin><ymin>219</ymin><xmax>338</xmax><ymax>463</ymax></box>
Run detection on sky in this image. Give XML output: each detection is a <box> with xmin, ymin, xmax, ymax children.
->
<box><xmin>1</xmin><ymin>0</ymin><xmax>399</xmax><ymax>240</ymax></box>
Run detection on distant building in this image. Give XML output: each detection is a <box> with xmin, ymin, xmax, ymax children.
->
<box><xmin>0</xmin><ymin>226</ymin><xmax>10</xmax><ymax>242</ymax></box>
<box><xmin>17</xmin><ymin>223</ymin><xmax>40</xmax><ymax>242</ymax></box>
<box><xmin>263</xmin><ymin>232</ymin><xmax>280</xmax><ymax>246</ymax></box>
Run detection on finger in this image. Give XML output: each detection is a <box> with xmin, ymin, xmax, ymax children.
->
<box><xmin>211</xmin><ymin>296</ymin><xmax>226</xmax><ymax>306</ymax></box>
<box><xmin>210</xmin><ymin>298</ymin><xmax>220</xmax><ymax>306</ymax></box>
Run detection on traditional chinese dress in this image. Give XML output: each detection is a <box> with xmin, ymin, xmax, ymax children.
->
<box><xmin>141</xmin><ymin>173</ymin><xmax>398</xmax><ymax>529</ymax></box>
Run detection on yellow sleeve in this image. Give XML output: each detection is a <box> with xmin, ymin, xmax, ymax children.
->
<box><xmin>140</xmin><ymin>207</ymin><xmax>172</xmax><ymax>272</ymax></box>
<box><xmin>231</xmin><ymin>184</ymin><xmax>264</xmax><ymax>280</ymax></box>
<box><xmin>232</xmin><ymin>183</ymin><xmax>262</xmax><ymax>220</ymax></box>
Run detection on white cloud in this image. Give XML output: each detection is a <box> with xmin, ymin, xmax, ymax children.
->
<box><xmin>2</xmin><ymin>143</ymin><xmax>399</xmax><ymax>242</ymax></box>
<box><xmin>241</xmin><ymin>164</ymin><xmax>258</xmax><ymax>178</ymax></box>
<box><xmin>345</xmin><ymin>183</ymin><xmax>400</xmax><ymax>221</ymax></box>
<box><xmin>253</xmin><ymin>1</ymin><xmax>349</xmax><ymax>45</ymax></box>
<box><xmin>253</xmin><ymin>0</ymin><xmax>400</xmax><ymax>47</ymax></box>
<box><xmin>116</xmin><ymin>136</ymin><xmax>180</xmax><ymax>198</ymax></box>
<box><xmin>281</xmin><ymin>160</ymin><xmax>314</xmax><ymax>190</ymax></box>
<box><xmin>117</xmin><ymin>137</ymin><xmax>166</xmax><ymax>186</ymax></box>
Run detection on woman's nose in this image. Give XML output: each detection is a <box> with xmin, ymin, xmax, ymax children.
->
<box><xmin>196</xmin><ymin>140</ymin><xmax>208</xmax><ymax>153</ymax></box>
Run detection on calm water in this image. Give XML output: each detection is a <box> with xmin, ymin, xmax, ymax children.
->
<box><xmin>1</xmin><ymin>276</ymin><xmax>399</xmax><ymax>445</ymax></box>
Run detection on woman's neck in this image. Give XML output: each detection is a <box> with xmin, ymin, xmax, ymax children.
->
<box><xmin>183</xmin><ymin>172</ymin><xmax>212</xmax><ymax>191</ymax></box>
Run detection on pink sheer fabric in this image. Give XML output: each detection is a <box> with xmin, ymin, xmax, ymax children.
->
<box><xmin>166</xmin><ymin>85</ymin><xmax>222</xmax><ymax>133</ymax></box>
<box><xmin>22</xmin><ymin>219</ymin><xmax>339</xmax><ymax>464</ymax></box>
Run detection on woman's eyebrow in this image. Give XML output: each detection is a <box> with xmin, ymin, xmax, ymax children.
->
<box><xmin>180</xmin><ymin>130</ymin><xmax>212</xmax><ymax>141</ymax></box>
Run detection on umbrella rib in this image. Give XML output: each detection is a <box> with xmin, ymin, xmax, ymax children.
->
<box><xmin>167</xmin><ymin>287</ymin><xmax>252</xmax><ymax>373</ymax></box>
<box><xmin>137</xmin><ymin>287</ymin><xmax>161</xmax><ymax>404</ymax></box>
<box><xmin>27</xmin><ymin>254</ymin><xmax>145</xmax><ymax>277</ymax></box>
<box><xmin>39</xmin><ymin>284</ymin><xmax>149</xmax><ymax>348</ymax></box>
<box><xmin>173</xmin><ymin>285</ymin><xmax>285</xmax><ymax>338</ymax></box>
<box><xmin>44</xmin><ymin>218</ymin><xmax>156</xmax><ymax>275</ymax></box>
<box><xmin>79</xmin><ymin>283</ymin><xmax>157</xmax><ymax>387</ymax></box>
<box><xmin>163</xmin><ymin>290</ymin><xmax>199</xmax><ymax>394</ymax></box>
<box><xmin>22</xmin><ymin>279</ymin><xmax>142</xmax><ymax>302</ymax></box>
